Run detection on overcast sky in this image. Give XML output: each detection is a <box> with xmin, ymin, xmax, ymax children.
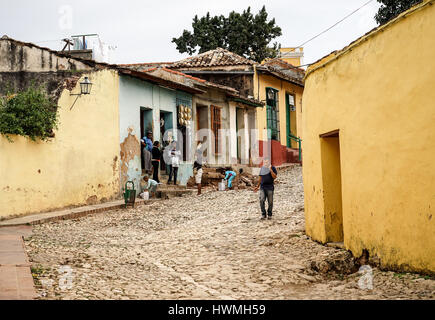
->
<box><xmin>1</xmin><ymin>0</ymin><xmax>381</xmax><ymax>65</ymax></box>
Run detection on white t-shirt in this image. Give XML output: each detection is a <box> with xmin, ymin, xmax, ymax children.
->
<box><xmin>170</xmin><ymin>150</ymin><xmax>181</xmax><ymax>167</ymax></box>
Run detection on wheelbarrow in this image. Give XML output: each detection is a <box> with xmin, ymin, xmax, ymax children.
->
<box><xmin>123</xmin><ymin>181</ymin><xmax>136</xmax><ymax>208</ymax></box>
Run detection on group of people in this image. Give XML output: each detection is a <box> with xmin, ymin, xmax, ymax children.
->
<box><xmin>141</xmin><ymin>133</ymin><xmax>278</xmax><ymax>220</ymax></box>
<box><xmin>140</xmin><ymin>131</ymin><xmax>181</xmax><ymax>199</ymax></box>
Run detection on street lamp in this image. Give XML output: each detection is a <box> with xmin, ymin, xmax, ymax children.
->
<box><xmin>79</xmin><ymin>77</ymin><xmax>92</xmax><ymax>95</ymax></box>
<box><xmin>70</xmin><ymin>76</ymin><xmax>93</xmax><ymax>110</ymax></box>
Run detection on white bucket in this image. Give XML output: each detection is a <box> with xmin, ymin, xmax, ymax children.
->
<box><xmin>218</xmin><ymin>179</ymin><xmax>226</xmax><ymax>191</ymax></box>
<box><xmin>141</xmin><ymin>191</ymin><xmax>149</xmax><ymax>200</ymax></box>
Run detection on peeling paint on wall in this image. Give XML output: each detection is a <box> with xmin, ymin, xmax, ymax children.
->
<box><xmin>120</xmin><ymin>131</ymin><xmax>141</xmax><ymax>190</ymax></box>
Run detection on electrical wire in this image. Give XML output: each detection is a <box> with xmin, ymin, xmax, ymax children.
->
<box><xmin>288</xmin><ymin>0</ymin><xmax>376</xmax><ymax>69</ymax></box>
<box><xmin>294</xmin><ymin>0</ymin><xmax>375</xmax><ymax>50</ymax></box>
<box><xmin>34</xmin><ymin>39</ymin><xmax>64</xmax><ymax>44</ymax></box>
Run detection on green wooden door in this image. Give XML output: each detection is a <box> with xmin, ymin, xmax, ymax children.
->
<box><xmin>286</xmin><ymin>94</ymin><xmax>291</xmax><ymax>148</ymax></box>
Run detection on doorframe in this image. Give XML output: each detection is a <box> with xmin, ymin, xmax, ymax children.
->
<box><xmin>286</xmin><ymin>93</ymin><xmax>296</xmax><ymax>148</ymax></box>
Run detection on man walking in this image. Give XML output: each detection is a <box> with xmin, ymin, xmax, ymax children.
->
<box><xmin>254</xmin><ymin>158</ymin><xmax>277</xmax><ymax>220</ymax></box>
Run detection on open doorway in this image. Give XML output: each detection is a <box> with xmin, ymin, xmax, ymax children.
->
<box><xmin>247</xmin><ymin>111</ymin><xmax>256</xmax><ymax>166</ymax></box>
<box><xmin>320</xmin><ymin>130</ymin><xmax>344</xmax><ymax>243</ymax></box>
<box><xmin>140</xmin><ymin>108</ymin><xmax>153</xmax><ymax>171</ymax></box>
<box><xmin>160</xmin><ymin>111</ymin><xmax>173</xmax><ymax>172</ymax></box>
<box><xmin>196</xmin><ymin>105</ymin><xmax>209</xmax><ymax>160</ymax></box>
<box><xmin>236</xmin><ymin>108</ymin><xmax>244</xmax><ymax>163</ymax></box>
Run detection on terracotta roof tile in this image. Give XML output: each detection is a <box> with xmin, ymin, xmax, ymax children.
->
<box><xmin>257</xmin><ymin>58</ymin><xmax>305</xmax><ymax>86</ymax></box>
<box><xmin>168</xmin><ymin>48</ymin><xmax>256</xmax><ymax>69</ymax></box>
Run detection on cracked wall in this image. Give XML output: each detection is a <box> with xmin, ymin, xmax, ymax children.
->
<box><xmin>0</xmin><ymin>67</ymin><xmax>121</xmax><ymax>218</ymax></box>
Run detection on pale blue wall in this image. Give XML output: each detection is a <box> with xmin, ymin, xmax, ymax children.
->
<box><xmin>119</xmin><ymin>75</ymin><xmax>193</xmax><ymax>188</ymax></box>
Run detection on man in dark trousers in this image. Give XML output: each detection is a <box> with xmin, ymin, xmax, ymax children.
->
<box><xmin>254</xmin><ymin>158</ymin><xmax>277</xmax><ymax>220</ymax></box>
<box><xmin>151</xmin><ymin>141</ymin><xmax>161</xmax><ymax>183</ymax></box>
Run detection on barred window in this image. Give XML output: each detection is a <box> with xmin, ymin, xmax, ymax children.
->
<box><xmin>266</xmin><ymin>88</ymin><xmax>280</xmax><ymax>141</ymax></box>
<box><xmin>210</xmin><ymin>105</ymin><xmax>222</xmax><ymax>154</ymax></box>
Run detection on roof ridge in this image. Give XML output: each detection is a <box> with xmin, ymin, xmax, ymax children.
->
<box><xmin>0</xmin><ymin>35</ymin><xmax>120</xmax><ymax>71</ymax></box>
<box><xmin>263</xmin><ymin>58</ymin><xmax>305</xmax><ymax>73</ymax></box>
<box><xmin>169</xmin><ymin>47</ymin><xmax>256</xmax><ymax>68</ymax></box>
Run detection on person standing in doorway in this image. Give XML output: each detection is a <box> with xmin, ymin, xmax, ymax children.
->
<box><xmin>194</xmin><ymin>140</ymin><xmax>205</xmax><ymax>195</ymax></box>
<box><xmin>253</xmin><ymin>158</ymin><xmax>277</xmax><ymax>220</ymax></box>
<box><xmin>151</xmin><ymin>141</ymin><xmax>161</xmax><ymax>183</ymax></box>
<box><xmin>141</xmin><ymin>131</ymin><xmax>153</xmax><ymax>174</ymax></box>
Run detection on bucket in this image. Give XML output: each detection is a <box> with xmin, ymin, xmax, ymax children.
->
<box><xmin>141</xmin><ymin>191</ymin><xmax>150</xmax><ymax>200</ymax></box>
<box><xmin>218</xmin><ymin>179</ymin><xmax>226</xmax><ymax>191</ymax></box>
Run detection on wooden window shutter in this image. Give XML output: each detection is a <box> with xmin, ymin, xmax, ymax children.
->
<box><xmin>210</xmin><ymin>105</ymin><xmax>222</xmax><ymax>154</ymax></box>
<box><xmin>216</xmin><ymin>107</ymin><xmax>222</xmax><ymax>154</ymax></box>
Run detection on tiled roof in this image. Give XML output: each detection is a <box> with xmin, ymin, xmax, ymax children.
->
<box><xmin>118</xmin><ymin>62</ymin><xmax>172</xmax><ymax>70</ymax></box>
<box><xmin>167</xmin><ymin>48</ymin><xmax>256</xmax><ymax>69</ymax></box>
<box><xmin>143</xmin><ymin>67</ymin><xmax>240</xmax><ymax>94</ymax></box>
<box><xmin>121</xmin><ymin>65</ymin><xmax>262</xmax><ymax>107</ymax></box>
<box><xmin>257</xmin><ymin>58</ymin><xmax>305</xmax><ymax>87</ymax></box>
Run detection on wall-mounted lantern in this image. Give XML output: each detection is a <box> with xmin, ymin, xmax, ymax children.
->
<box><xmin>79</xmin><ymin>77</ymin><xmax>93</xmax><ymax>95</ymax></box>
<box><xmin>70</xmin><ymin>76</ymin><xmax>93</xmax><ymax>110</ymax></box>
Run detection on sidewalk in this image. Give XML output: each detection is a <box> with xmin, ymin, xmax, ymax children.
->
<box><xmin>0</xmin><ymin>199</ymin><xmax>151</xmax><ymax>227</ymax></box>
<box><xmin>0</xmin><ymin>226</ymin><xmax>36</xmax><ymax>300</ymax></box>
<box><xmin>0</xmin><ymin>199</ymin><xmax>153</xmax><ymax>300</ymax></box>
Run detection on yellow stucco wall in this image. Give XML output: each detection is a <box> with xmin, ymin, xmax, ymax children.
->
<box><xmin>0</xmin><ymin>69</ymin><xmax>120</xmax><ymax>219</ymax></box>
<box><xmin>302</xmin><ymin>0</ymin><xmax>435</xmax><ymax>273</ymax></box>
<box><xmin>253</xmin><ymin>69</ymin><xmax>304</xmax><ymax>148</ymax></box>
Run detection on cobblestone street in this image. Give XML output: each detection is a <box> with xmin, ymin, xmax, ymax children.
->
<box><xmin>25</xmin><ymin>166</ymin><xmax>434</xmax><ymax>300</ymax></box>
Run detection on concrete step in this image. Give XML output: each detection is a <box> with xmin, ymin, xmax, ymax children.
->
<box><xmin>287</xmin><ymin>148</ymin><xmax>302</xmax><ymax>164</ymax></box>
<box><xmin>157</xmin><ymin>189</ymin><xmax>195</xmax><ymax>199</ymax></box>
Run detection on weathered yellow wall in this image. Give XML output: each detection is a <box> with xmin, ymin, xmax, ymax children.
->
<box><xmin>253</xmin><ymin>72</ymin><xmax>304</xmax><ymax>148</ymax></box>
<box><xmin>302</xmin><ymin>0</ymin><xmax>435</xmax><ymax>273</ymax></box>
<box><xmin>0</xmin><ymin>69</ymin><xmax>120</xmax><ymax>218</ymax></box>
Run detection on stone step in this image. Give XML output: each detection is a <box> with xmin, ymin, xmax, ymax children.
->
<box><xmin>156</xmin><ymin>189</ymin><xmax>195</xmax><ymax>199</ymax></box>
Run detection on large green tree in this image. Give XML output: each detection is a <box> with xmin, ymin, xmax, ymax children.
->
<box><xmin>375</xmin><ymin>0</ymin><xmax>423</xmax><ymax>25</ymax></box>
<box><xmin>172</xmin><ymin>6</ymin><xmax>282</xmax><ymax>63</ymax></box>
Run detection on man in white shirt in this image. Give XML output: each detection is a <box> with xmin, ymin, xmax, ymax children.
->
<box><xmin>167</xmin><ymin>141</ymin><xmax>181</xmax><ymax>185</ymax></box>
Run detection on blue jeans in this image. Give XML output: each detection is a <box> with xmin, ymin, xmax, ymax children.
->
<box><xmin>168</xmin><ymin>165</ymin><xmax>178</xmax><ymax>185</ymax></box>
<box><xmin>227</xmin><ymin>176</ymin><xmax>235</xmax><ymax>188</ymax></box>
<box><xmin>259</xmin><ymin>189</ymin><xmax>274</xmax><ymax>216</ymax></box>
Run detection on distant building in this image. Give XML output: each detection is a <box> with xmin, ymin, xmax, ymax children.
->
<box><xmin>121</xmin><ymin>63</ymin><xmax>263</xmax><ymax>169</ymax></box>
<box><xmin>278</xmin><ymin>47</ymin><xmax>304</xmax><ymax>67</ymax></box>
<box><xmin>165</xmin><ymin>48</ymin><xmax>305</xmax><ymax>166</ymax></box>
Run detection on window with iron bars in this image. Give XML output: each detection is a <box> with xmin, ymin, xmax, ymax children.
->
<box><xmin>266</xmin><ymin>88</ymin><xmax>280</xmax><ymax>141</ymax></box>
<box><xmin>210</xmin><ymin>105</ymin><xmax>222</xmax><ymax>154</ymax></box>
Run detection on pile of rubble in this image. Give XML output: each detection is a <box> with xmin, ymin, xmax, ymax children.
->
<box><xmin>186</xmin><ymin>166</ymin><xmax>259</xmax><ymax>190</ymax></box>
